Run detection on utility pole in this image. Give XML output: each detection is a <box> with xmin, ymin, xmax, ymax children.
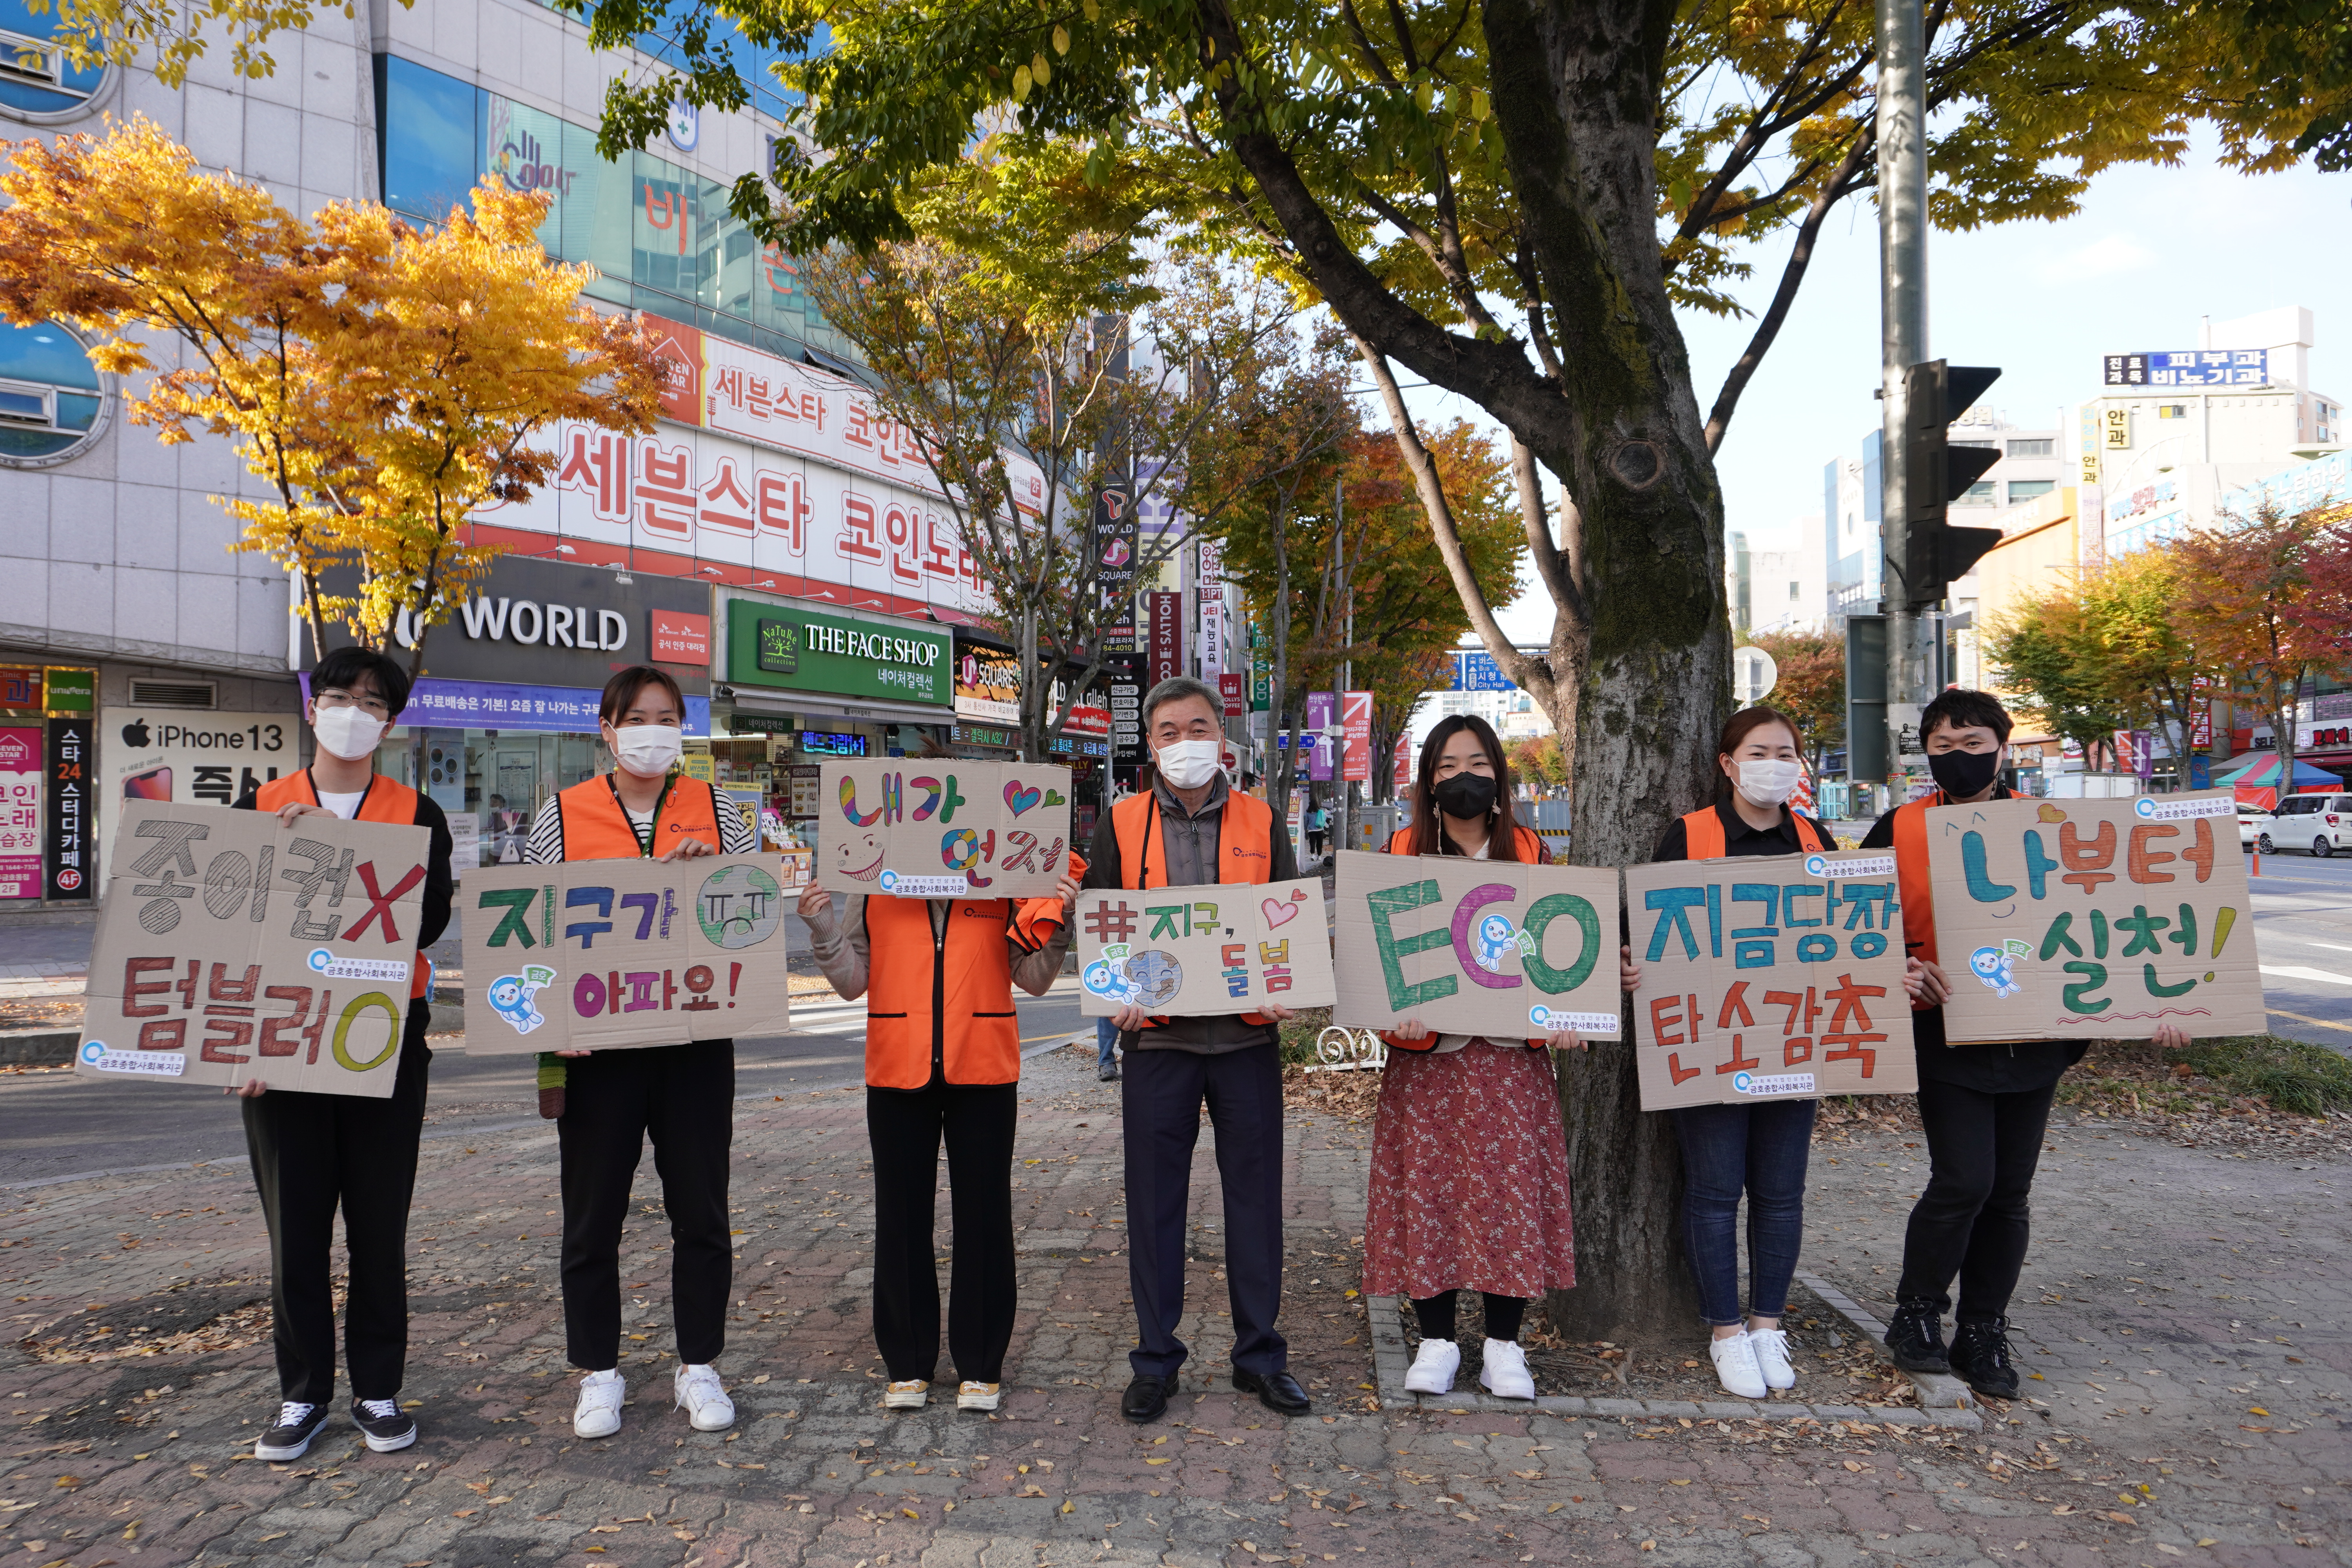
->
<box><xmin>1876</xmin><ymin>0</ymin><xmax>1929</xmax><ymax>784</ymax></box>
<box><xmin>1335</xmin><ymin>475</ymin><xmax>1353</xmax><ymax>860</ymax></box>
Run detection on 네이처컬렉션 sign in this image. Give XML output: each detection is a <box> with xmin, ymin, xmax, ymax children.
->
<box><xmin>1922</xmin><ymin>791</ymin><xmax>2263</xmax><ymax>1041</ymax></box>
<box><xmin>1074</xmin><ymin>878</ymin><xmax>1336</xmax><ymax>1018</ymax></box>
<box><xmin>461</xmin><ymin>855</ymin><xmax>794</xmax><ymax>1053</ymax></box>
<box><xmin>817</xmin><ymin>760</ymin><xmax>1071</xmax><ymax>899</ymax></box>
<box><xmin>76</xmin><ymin>801</ymin><xmax>431</xmax><ymax>1098</ymax></box>
<box><xmin>1624</xmin><ymin>848</ymin><xmax>1918</xmax><ymax>1111</ymax></box>
<box><xmin>1328</xmin><ymin>849</ymin><xmax>1623</xmax><ymax>1039</ymax></box>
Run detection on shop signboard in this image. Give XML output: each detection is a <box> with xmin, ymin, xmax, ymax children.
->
<box><xmin>1329</xmin><ymin>851</ymin><xmax>1622</xmax><ymax>1039</ymax></box>
<box><xmin>1342</xmin><ymin>691</ymin><xmax>1373</xmax><ymax>782</ymax></box>
<box><xmin>1147</xmin><ymin>593</ymin><xmax>1183</xmax><ymax>686</ymax></box>
<box><xmin>815</xmin><ymin>759</ymin><xmax>1072</xmax><ymax>898</ymax></box>
<box><xmin>1218</xmin><ymin>673</ymin><xmax>1245</xmax><ymax>717</ymax></box>
<box><xmin>728</xmin><ymin>602</ymin><xmax>952</xmax><ymax>709</ymax></box>
<box><xmin>0</xmin><ymin>668</ymin><xmax>41</xmax><ymax>711</ymax></box>
<box><xmin>1624</xmin><ymin>849</ymin><xmax>1919</xmax><ymax>1111</ymax></box>
<box><xmin>1075</xmin><ymin>878</ymin><xmax>1336</xmax><ymax>1016</ymax></box>
<box><xmin>99</xmin><ymin>709</ymin><xmax>296</xmax><ymax>882</ymax></box>
<box><xmin>0</xmin><ymin>728</ymin><xmax>39</xmax><ymax>900</ymax></box>
<box><xmin>77</xmin><ymin>802</ymin><xmax>430</xmax><ymax>1098</ymax></box>
<box><xmin>651</xmin><ymin>609</ymin><xmax>711</xmax><ymax>665</ymax></box>
<box><xmin>1924</xmin><ymin>793</ymin><xmax>2263</xmax><ymax>1042</ymax></box>
<box><xmin>45</xmin><ymin>715</ymin><xmax>91</xmax><ymax>901</ymax></box>
<box><xmin>1107</xmin><ymin>653</ymin><xmax>1145</xmax><ymax>769</ymax></box>
<box><xmin>42</xmin><ymin>666</ymin><xmax>94</xmax><ymax>712</ymax></box>
<box><xmin>954</xmin><ymin>646</ymin><xmax>1022</xmax><ymax>724</ymax></box>
<box><xmin>1306</xmin><ymin>693</ymin><xmax>1335</xmax><ymax>782</ymax></box>
<box><xmin>461</xmin><ymin>854</ymin><xmax>795</xmax><ymax>1054</ymax></box>
<box><xmin>1092</xmin><ymin>483</ymin><xmax>1137</xmax><ymax>596</ymax></box>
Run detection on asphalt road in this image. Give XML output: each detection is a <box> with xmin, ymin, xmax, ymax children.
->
<box><xmin>2245</xmin><ymin>842</ymin><xmax>2352</xmax><ymax>1054</ymax></box>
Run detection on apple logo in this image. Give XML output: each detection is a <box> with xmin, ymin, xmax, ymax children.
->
<box><xmin>120</xmin><ymin>719</ymin><xmax>151</xmax><ymax>748</ymax></box>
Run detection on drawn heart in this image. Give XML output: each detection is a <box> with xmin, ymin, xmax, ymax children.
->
<box><xmin>1004</xmin><ymin>782</ymin><xmax>1042</xmax><ymax>816</ymax></box>
<box><xmin>2036</xmin><ymin>803</ymin><xmax>2067</xmax><ymax>823</ymax></box>
<box><xmin>1261</xmin><ymin>898</ymin><xmax>1299</xmax><ymax>928</ymax></box>
<box><xmin>1043</xmin><ymin>788</ymin><xmax>1065</xmax><ymax>806</ymax></box>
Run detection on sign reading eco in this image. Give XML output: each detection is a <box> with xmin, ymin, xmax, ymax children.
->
<box><xmin>1328</xmin><ymin>851</ymin><xmax>1622</xmax><ymax>1040</ymax></box>
<box><xmin>727</xmin><ymin>601</ymin><xmax>951</xmax><ymax>707</ymax></box>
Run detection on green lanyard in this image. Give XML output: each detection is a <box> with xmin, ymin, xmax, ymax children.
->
<box><xmin>606</xmin><ymin>772</ymin><xmax>678</xmax><ymax>858</ymax></box>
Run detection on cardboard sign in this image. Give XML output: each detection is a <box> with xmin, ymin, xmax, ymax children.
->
<box><xmin>76</xmin><ymin>801</ymin><xmax>431</xmax><ymax>1098</ymax></box>
<box><xmin>1075</xmin><ymin>878</ymin><xmax>1336</xmax><ymax>1017</ymax></box>
<box><xmin>1328</xmin><ymin>850</ymin><xmax>1623</xmax><ymax>1040</ymax></box>
<box><xmin>1626</xmin><ymin>849</ymin><xmax>1919</xmax><ymax>1110</ymax></box>
<box><xmin>461</xmin><ymin>855</ymin><xmax>794</xmax><ymax>1054</ymax></box>
<box><xmin>1923</xmin><ymin>791</ymin><xmax>2263</xmax><ymax>1041</ymax></box>
<box><xmin>816</xmin><ymin>760</ymin><xmax>1071</xmax><ymax>899</ymax></box>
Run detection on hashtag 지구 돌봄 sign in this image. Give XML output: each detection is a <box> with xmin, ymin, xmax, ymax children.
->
<box><xmin>1074</xmin><ymin>878</ymin><xmax>1335</xmax><ymax>1018</ymax></box>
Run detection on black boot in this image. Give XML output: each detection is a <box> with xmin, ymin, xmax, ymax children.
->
<box><xmin>1883</xmin><ymin>1298</ymin><xmax>1952</xmax><ymax>1374</ymax></box>
<box><xmin>1949</xmin><ymin>1316</ymin><xmax>2020</xmax><ymax>1399</ymax></box>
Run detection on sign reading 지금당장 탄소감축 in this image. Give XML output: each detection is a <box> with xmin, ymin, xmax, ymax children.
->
<box><xmin>1923</xmin><ymin>791</ymin><xmax>2263</xmax><ymax>1042</ymax></box>
<box><xmin>1074</xmin><ymin>878</ymin><xmax>1336</xmax><ymax>1017</ymax></box>
<box><xmin>815</xmin><ymin>760</ymin><xmax>1072</xmax><ymax>899</ymax></box>
<box><xmin>1624</xmin><ymin>848</ymin><xmax>1918</xmax><ymax>1111</ymax></box>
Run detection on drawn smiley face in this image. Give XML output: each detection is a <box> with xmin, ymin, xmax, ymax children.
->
<box><xmin>834</xmin><ymin>830</ymin><xmax>885</xmax><ymax>882</ymax></box>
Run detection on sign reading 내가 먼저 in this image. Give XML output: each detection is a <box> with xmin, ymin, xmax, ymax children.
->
<box><xmin>1327</xmin><ymin>851</ymin><xmax>1624</xmax><ymax>1040</ymax></box>
<box><xmin>1923</xmin><ymin>792</ymin><xmax>2264</xmax><ymax>1042</ymax></box>
<box><xmin>815</xmin><ymin>760</ymin><xmax>1072</xmax><ymax>899</ymax></box>
<box><xmin>461</xmin><ymin>856</ymin><xmax>795</xmax><ymax>1054</ymax></box>
<box><xmin>76</xmin><ymin>802</ymin><xmax>432</xmax><ymax>1098</ymax></box>
<box><xmin>1624</xmin><ymin>848</ymin><xmax>1919</xmax><ymax>1111</ymax></box>
<box><xmin>1074</xmin><ymin>880</ymin><xmax>1336</xmax><ymax>1018</ymax></box>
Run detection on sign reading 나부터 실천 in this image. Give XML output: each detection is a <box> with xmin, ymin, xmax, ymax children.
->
<box><xmin>1624</xmin><ymin>848</ymin><xmax>1918</xmax><ymax>1111</ymax></box>
<box><xmin>1074</xmin><ymin>879</ymin><xmax>1336</xmax><ymax>1017</ymax></box>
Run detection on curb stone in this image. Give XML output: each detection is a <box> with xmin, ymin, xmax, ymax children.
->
<box><xmin>1797</xmin><ymin>1267</ymin><xmax>1981</xmax><ymax>1412</ymax></box>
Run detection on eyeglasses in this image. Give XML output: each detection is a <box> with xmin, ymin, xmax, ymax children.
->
<box><xmin>316</xmin><ymin>688</ymin><xmax>392</xmax><ymax>719</ymax></box>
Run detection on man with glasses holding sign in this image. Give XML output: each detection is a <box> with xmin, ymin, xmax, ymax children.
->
<box><xmin>232</xmin><ymin>647</ymin><xmax>454</xmax><ymax>1460</ymax></box>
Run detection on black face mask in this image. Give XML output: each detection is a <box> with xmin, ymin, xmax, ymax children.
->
<box><xmin>1928</xmin><ymin>747</ymin><xmax>2002</xmax><ymax>798</ymax></box>
<box><xmin>1433</xmin><ymin>772</ymin><xmax>1498</xmax><ymax>821</ymax></box>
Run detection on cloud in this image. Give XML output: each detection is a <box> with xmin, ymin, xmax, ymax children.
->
<box><xmin>2037</xmin><ymin>234</ymin><xmax>2156</xmax><ymax>282</ymax></box>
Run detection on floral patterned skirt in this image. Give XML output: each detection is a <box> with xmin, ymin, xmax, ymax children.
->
<box><xmin>1361</xmin><ymin>1039</ymin><xmax>1577</xmax><ymax>1301</ymax></box>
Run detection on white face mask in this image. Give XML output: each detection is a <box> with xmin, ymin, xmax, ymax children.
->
<box><xmin>1154</xmin><ymin>737</ymin><xmax>1222</xmax><ymax>790</ymax></box>
<box><xmin>612</xmin><ymin>724</ymin><xmax>683</xmax><ymax>778</ymax></box>
<box><xmin>1734</xmin><ymin>757</ymin><xmax>1802</xmax><ymax>808</ymax></box>
<box><xmin>313</xmin><ymin>703</ymin><xmax>388</xmax><ymax>762</ymax></box>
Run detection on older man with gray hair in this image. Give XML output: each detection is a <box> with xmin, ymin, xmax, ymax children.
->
<box><xmin>1082</xmin><ymin>675</ymin><xmax>1308</xmax><ymax>1425</ymax></box>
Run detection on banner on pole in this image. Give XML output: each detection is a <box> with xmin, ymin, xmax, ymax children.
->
<box><xmin>816</xmin><ymin>760</ymin><xmax>1071</xmax><ymax>898</ymax></box>
<box><xmin>1075</xmin><ymin>878</ymin><xmax>1335</xmax><ymax>1016</ymax></box>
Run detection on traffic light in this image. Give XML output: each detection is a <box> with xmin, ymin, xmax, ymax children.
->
<box><xmin>1894</xmin><ymin>360</ymin><xmax>2004</xmax><ymax>606</ymax></box>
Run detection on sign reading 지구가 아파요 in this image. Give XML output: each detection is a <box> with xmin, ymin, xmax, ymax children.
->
<box><xmin>1075</xmin><ymin>878</ymin><xmax>1336</xmax><ymax>1018</ymax></box>
<box><xmin>1328</xmin><ymin>850</ymin><xmax>1622</xmax><ymax>1040</ymax></box>
<box><xmin>461</xmin><ymin>855</ymin><xmax>795</xmax><ymax>1054</ymax></box>
<box><xmin>1624</xmin><ymin>848</ymin><xmax>1918</xmax><ymax>1111</ymax></box>
<box><xmin>816</xmin><ymin>760</ymin><xmax>1072</xmax><ymax>899</ymax></box>
<box><xmin>1923</xmin><ymin>792</ymin><xmax>2263</xmax><ymax>1042</ymax></box>
<box><xmin>76</xmin><ymin>802</ymin><xmax>432</xmax><ymax>1098</ymax></box>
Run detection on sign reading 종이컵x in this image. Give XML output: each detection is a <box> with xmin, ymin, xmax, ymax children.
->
<box><xmin>1924</xmin><ymin>792</ymin><xmax>2264</xmax><ymax>1041</ymax></box>
<box><xmin>76</xmin><ymin>802</ymin><xmax>431</xmax><ymax>1098</ymax></box>
<box><xmin>726</xmin><ymin>601</ymin><xmax>952</xmax><ymax>707</ymax></box>
<box><xmin>460</xmin><ymin>856</ymin><xmax>795</xmax><ymax>1054</ymax></box>
<box><xmin>1624</xmin><ymin>848</ymin><xmax>1919</xmax><ymax>1111</ymax></box>
<box><xmin>1075</xmin><ymin>879</ymin><xmax>1336</xmax><ymax>1017</ymax></box>
<box><xmin>1328</xmin><ymin>851</ymin><xmax>1622</xmax><ymax>1039</ymax></box>
<box><xmin>815</xmin><ymin>760</ymin><xmax>1072</xmax><ymax>898</ymax></box>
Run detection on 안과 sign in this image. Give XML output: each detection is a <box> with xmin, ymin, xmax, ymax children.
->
<box><xmin>724</xmin><ymin>600</ymin><xmax>951</xmax><ymax>708</ymax></box>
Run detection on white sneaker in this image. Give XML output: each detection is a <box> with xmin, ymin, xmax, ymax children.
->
<box><xmin>884</xmin><ymin>1379</ymin><xmax>929</xmax><ymax>1409</ymax></box>
<box><xmin>673</xmin><ymin>1363</ymin><xmax>735</xmax><ymax>1432</ymax></box>
<box><xmin>957</xmin><ymin>1381</ymin><xmax>1001</xmax><ymax>1411</ymax></box>
<box><xmin>1746</xmin><ymin>1327</ymin><xmax>1796</xmax><ymax>1391</ymax></box>
<box><xmin>1709</xmin><ymin>1332</ymin><xmax>1768</xmax><ymax>1400</ymax></box>
<box><xmin>1404</xmin><ymin>1338</ymin><xmax>1461</xmax><ymax>1395</ymax></box>
<box><xmin>574</xmin><ymin>1369</ymin><xmax>625</xmax><ymax>1439</ymax></box>
<box><xmin>1478</xmin><ymin>1339</ymin><xmax>1536</xmax><ymax>1400</ymax></box>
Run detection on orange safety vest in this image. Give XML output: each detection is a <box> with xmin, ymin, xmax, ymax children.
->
<box><xmin>256</xmin><ymin>770</ymin><xmax>433</xmax><ymax>1000</ymax></box>
<box><xmin>1677</xmin><ymin>804</ymin><xmax>1832</xmax><ymax>859</ymax></box>
<box><xmin>1888</xmin><ymin>790</ymin><xmax>1947</xmax><ymax>975</ymax></box>
<box><xmin>554</xmin><ymin>773</ymin><xmax>726</xmax><ymax>862</ymax></box>
<box><xmin>1378</xmin><ymin>822</ymin><xmax>1552</xmax><ymax>1052</ymax></box>
<box><xmin>1110</xmin><ymin>790</ymin><xmax>1275</xmax><ymax>1026</ymax></box>
<box><xmin>860</xmin><ymin>894</ymin><xmax>1033</xmax><ymax>1090</ymax></box>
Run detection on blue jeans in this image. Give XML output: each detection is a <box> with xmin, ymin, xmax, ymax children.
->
<box><xmin>1096</xmin><ymin>1016</ymin><xmax>1120</xmax><ymax>1072</ymax></box>
<box><xmin>1670</xmin><ymin>1099</ymin><xmax>1816</xmax><ymax>1327</ymax></box>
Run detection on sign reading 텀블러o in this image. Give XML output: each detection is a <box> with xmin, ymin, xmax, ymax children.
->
<box><xmin>1328</xmin><ymin>850</ymin><xmax>1623</xmax><ymax>1040</ymax></box>
<box><xmin>1923</xmin><ymin>791</ymin><xmax>2263</xmax><ymax>1042</ymax></box>
<box><xmin>1624</xmin><ymin>848</ymin><xmax>1918</xmax><ymax>1111</ymax></box>
<box><xmin>815</xmin><ymin>760</ymin><xmax>1072</xmax><ymax>899</ymax></box>
<box><xmin>461</xmin><ymin>855</ymin><xmax>794</xmax><ymax>1054</ymax></box>
<box><xmin>76</xmin><ymin>802</ymin><xmax>430</xmax><ymax>1098</ymax></box>
<box><xmin>1075</xmin><ymin>879</ymin><xmax>1336</xmax><ymax>1018</ymax></box>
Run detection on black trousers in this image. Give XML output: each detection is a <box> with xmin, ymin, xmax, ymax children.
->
<box><xmin>866</xmin><ymin>1081</ymin><xmax>1018</xmax><ymax>1384</ymax></box>
<box><xmin>240</xmin><ymin>1009</ymin><xmax>430</xmax><ymax>1405</ymax></box>
<box><xmin>1123</xmin><ymin>1042</ymin><xmax>1288</xmax><ymax>1380</ymax></box>
<box><xmin>1895</xmin><ymin>1075</ymin><xmax>2060</xmax><ymax>1319</ymax></box>
<box><xmin>557</xmin><ymin>1042</ymin><xmax>734</xmax><ymax>1370</ymax></box>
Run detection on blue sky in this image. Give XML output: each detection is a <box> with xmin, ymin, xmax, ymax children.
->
<box><xmin>1382</xmin><ymin>130</ymin><xmax>2352</xmax><ymax>646</ymax></box>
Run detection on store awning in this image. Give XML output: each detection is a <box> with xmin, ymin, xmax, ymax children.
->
<box><xmin>721</xmin><ymin>686</ymin><xmax>955</xmax><ymax>727</ymax></box>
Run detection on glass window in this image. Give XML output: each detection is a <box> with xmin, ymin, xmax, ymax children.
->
<box><xmin>0</xmin><ymin>0</ymin><xmax>107</xmax><ymax>115</ymax></box>
<box><xmin>0</xmin><ymin>321</ymin><xmax>101</xmax><ymax>458</ymax></box>
<box><xmin>1958</xmin><ymin>481</ymin><xmax>1996</xmax><ymax>505</ymax></box>
<box><xmin>2005</xmin><ymin>438</ymin><xmax>2054</xmax><ymax>457</ymax></box>
<box><xmin>379</xmin><ymin>54</ymin><xmax>480</xmax><ymax>223</ymax></box>
<box><xmin>2007</xmin><ymin>479</ymin><xmax>2057</xmax><ymax>503</ymax></box>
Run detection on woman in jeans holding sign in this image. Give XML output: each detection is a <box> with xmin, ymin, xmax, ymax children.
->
<box><xmin>525</xmin><ymin>666</ymin><xmax>756</xmax><ymax>1441</ymax></box>
<box><xmin>1365</xmin><ymin>715</ymin><xmax>1583</xmax><ymax>1401</ymax></box>
<box><xmin>1622</xmin><ymin>705</ymin><xmax>1836</xmax><ymax>1401</ymax></box>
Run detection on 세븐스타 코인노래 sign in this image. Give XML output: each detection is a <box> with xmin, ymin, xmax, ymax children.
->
<box><xmin>1075</xmin><ymin>878</ymin><xmax>1336</xmax><ymax>1017</ymax></box>
<box><xmin>816</xmin><ymin>760</ymin><xmax>1072</xmax><ymax>899</ymax></box>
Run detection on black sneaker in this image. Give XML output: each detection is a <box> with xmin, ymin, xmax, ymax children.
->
<box><xmin>1884</xmin><ymin>1299</ymin><xmax>1953</xmax><ymax>1374</ymax></box>
<box><xmin>353</xmin><ymin>1397</ymin><xmax>418</xmax><ymax>1452</ymax></box>
<box><xmin>1949</xmin><ymin>1317</ymin><xmax>2021</xmax><ymax>1399</ymax></box>
<box><xmin>253</xmin><ymin>1400</ymin><xmax>329</xmax><ymax>1461</ymax></box>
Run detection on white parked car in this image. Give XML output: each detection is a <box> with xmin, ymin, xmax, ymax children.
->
<box><xmin>2268</xmin><ymin>791</ymin><xmax>2352</xmax><ymax>855</ymax></box>
<box><xmin>2239</xmin><ymin>807</ymin><xmax>2274</xmax><ymax>852</ymax></box>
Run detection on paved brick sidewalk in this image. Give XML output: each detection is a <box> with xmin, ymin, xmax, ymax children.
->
<box><xmin>1</xmin><ymin>1048</ymin><xmax>2343</xmax><ymax>1568</ymax></box>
